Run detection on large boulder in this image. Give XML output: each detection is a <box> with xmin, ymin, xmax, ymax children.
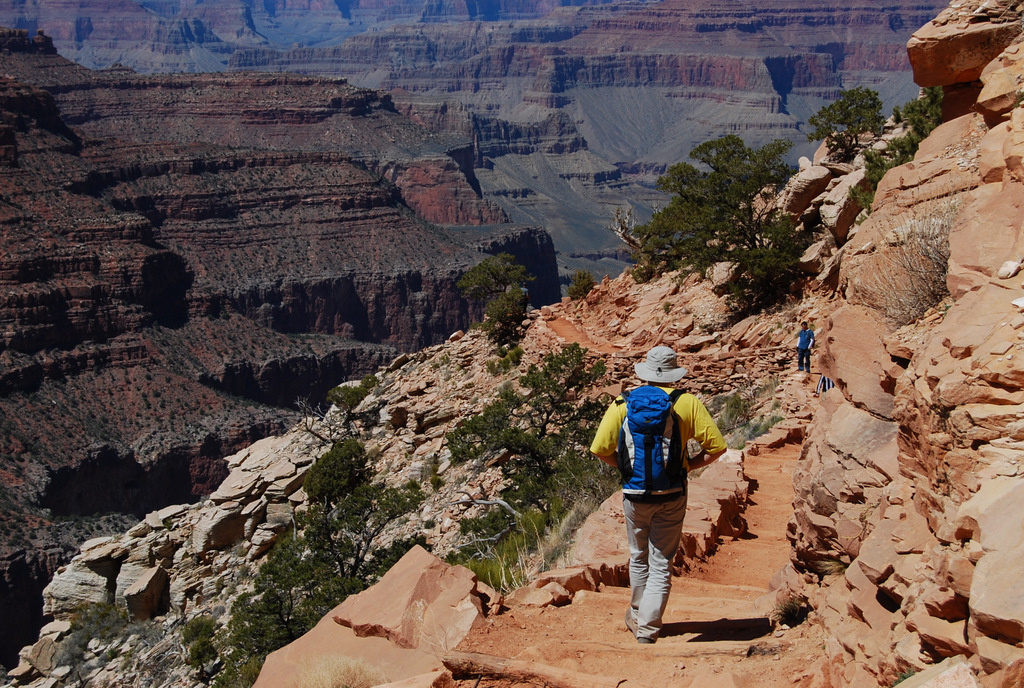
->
<box><xmin>819</xmin><ymin>169</ymin><xmax>867</xmax><ymax>244</ymax></box>
<box><xmin>123</xmin><ymin>566</ymin><xmax>170</xmax><ymax>621</ymax></box>
<box><xmin>816</xmin><ymin>305</ymin><xmax>900</xmax><ymax>419</ymax></box>
<box><xmin>332</xmin><ymin>545</ymin><xmax>488</xmax><ymax>649</ymax></box>
<box><xmin>907</xmin><ymin>8</ymin><xmax>1021</xmax><ymax>87</ymax></box>
<box><xmin>970</xmin><ymin>546</ymin><xmax>1024</xmax><ymax>645</ymax></box>
<box><xmin>255</xmin><ymin>546</ymin><xmax>493</xmax><ymax>688</ymax></box>
<box><xmin>790</xmin><ymin>394</ymin><xmax>898</xmax><ymax>565</ymax></box>
<box><xmin>780</xmin><ymin>166</ymin><xmax>833</xmax><ymax>219</ymax></box>
<box><xmin>947</xmin><ymin>178</ymin><xmax>1024</xmax><ymax>298</ymax></box>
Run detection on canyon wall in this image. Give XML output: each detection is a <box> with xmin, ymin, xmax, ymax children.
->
<box><xmin>786</xmin><ymin>1</ymin><xmax>1024</xmax><ymax>685</ymax></box>
<box><xmin>223</xmin><ymin>0</ymin><xmax>946</xmax><ymax>272</ymax></box>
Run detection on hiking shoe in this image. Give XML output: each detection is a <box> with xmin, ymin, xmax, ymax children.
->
<box><xmin>637</xmin><ymin>637</ymin><xmax>656</xmax><ymax>644</ymax></box>
<box><xmin>624</xmin><ymin>610</ymin><xmax>637</xmax><ymax>637</ymax></box>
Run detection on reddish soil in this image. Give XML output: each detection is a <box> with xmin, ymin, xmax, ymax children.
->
<box><xmin>452</xmin><ymin>442</ymin><xmax>827</xmax><ymax>688</ymax></box>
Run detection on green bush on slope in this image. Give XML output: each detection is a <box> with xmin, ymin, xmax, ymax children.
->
<box><xmin>445</xmin><ymin>343</ymin><xmax>616</xmax><ymax>590</ymax></box>
<box><xmin>213</xmin><ymin>439</ymin><xmax>424</xmax><ymax>688</ymax></box>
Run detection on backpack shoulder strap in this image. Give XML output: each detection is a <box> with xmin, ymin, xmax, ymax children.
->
<box><xmin>668</xmin><ymin>389</ymin><xmax>684</xmax><ymax>404</ymax></box>
<box><xmin>615</xmin><ymin>389</ymin><xmax>631</xmax><ymax>405</ymax></box>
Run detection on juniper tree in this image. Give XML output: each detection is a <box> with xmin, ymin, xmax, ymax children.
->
<box><xmin>806</xmin><ymin>86</ymin><xmax>885</xmax><ymax>162</ymax></box>
<box><xmin>457</xmin><ymin>253</ymin><xmax>535</xmax><ymax>346</ymax></box>
<box><xmin>630</xmin><ymin>135</ymin><xmax>804</xmax><ymax>311</ymax></box>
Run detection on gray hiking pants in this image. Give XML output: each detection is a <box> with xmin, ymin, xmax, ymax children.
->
<box><xmin>623</xmin><ymin>493</ymin><xmax>687</xmax><ymax>641</ymax></box>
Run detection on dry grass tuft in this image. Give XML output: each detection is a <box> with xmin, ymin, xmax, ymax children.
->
<box><xmin>858</xmin><ymin>197</ymin><xmax>960</xmax><ymax>326</ymax></box>
<box><xmin>294</xmin><ymin>654</ymin><xmax>389</xmax><ymax>688</ymax></box>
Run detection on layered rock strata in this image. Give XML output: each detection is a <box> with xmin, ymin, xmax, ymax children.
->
<box><xmin>224</xmin><ymin>0</ymin><xmax>944</xmax><ymax>272</ymax></box>
<box><xmin>0</xmin><ymin>1</ymin><xmax>946</xmax><ymax>278</ymax></box>
<box><xmin>0</xmin><ymin>33</ymin><xmax>559</xmax><ymax>667</ymax></box>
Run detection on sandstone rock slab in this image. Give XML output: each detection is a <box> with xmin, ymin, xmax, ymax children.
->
<box><xmin>124</xmin><ymin>566</ymin><xmax>170</xmax><ymax>621</ymax></box>
<box><xmin>970</xmin><ymin>545</ymin><xmax>1024</xmax><ymax>643</ymax></box>
<box><xmin>908</xmin><ymin>17</ymin><xmax>1022</xmax><ymax>87</ymax></box>
<box><xmin>333</xmin><ymin>545</ymin><xmax>486</xmax><ymax>650</ymax></box>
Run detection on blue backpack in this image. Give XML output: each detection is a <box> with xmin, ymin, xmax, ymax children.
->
<box><xmin>616</xmin><ymin>386</ymin><xmax>686</xmax><ymax>497</ymax></box>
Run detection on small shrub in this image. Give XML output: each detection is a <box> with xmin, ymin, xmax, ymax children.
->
<box><xmin>810</xmin><ymin>557</ymin><xmax>849</xmax><ymax>577</ymax></box>
<box><xmin>717</xmin><ymin>393</ymin><xmax>752</xmax><ymax>431</ymax></box>
<box><xmin>770</xmin><ymin>595</ymin><xmax>810</xmax><ymax>627</ymax></box>
<box><xmin>188</xmin><ymin>637</ymin><xmax>218</xmax><ymax>669</ymax></box>
<box><xmin>754</xmin><ymin>375</ymin><xmax>780</xmax><ymax>399</ymax></box>
<box><xmin>55</xmin><ymin>603</ymin><xmax>128</xmax><ymax>667</ymax></box>
<box><xmin>727</xmin><ymin>412</ymin><xmax>785</xmax><ymax>449</ymax></box>
<box><xmin>453</xmin><ymin>509</ymin><xmax>549</xmax><ymax>592</ymax></box>
<box><xmin>486</xmin><ymin>345</ymin><xmax>525</xmax><ymax>375</ymax></box>
<box><xmin>892</xmin><ymin>670</ymin><xmax>917</xmax><ymax>686</ymax></box>
<box><xmin>182</xmin><ymin>616</ymin><xmax>217</xmax><ymax>644</ymax></box>
<box><xmin>183</xmin><ymin>615</ymin><xmax>219</xmax><ymax>669</ymax></box>
<box><xmin>326</xmin><ymin>374</ymin><xmax>378</xmax><ymax>410</ymax></box>
<box><xmin>859</xmin><ymin>198</ymin><xmax>959</xmax><ymax>326</ymax></box>
<box><xmin>567</xmin><ymin>269</ymin><xmax>596</xmax><ymax>300</ymax></box>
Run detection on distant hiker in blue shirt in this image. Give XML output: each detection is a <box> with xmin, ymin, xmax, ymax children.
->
<box><xmin>796</xmin><ymin>321</ymin><xmax>815</xmax><ymax>373</ymax></box>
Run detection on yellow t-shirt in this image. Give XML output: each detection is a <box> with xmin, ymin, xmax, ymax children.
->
<box><xmin>589</xmin><ymin>385</ymin><xmax>727</xmax><ymax>464</ymax></box>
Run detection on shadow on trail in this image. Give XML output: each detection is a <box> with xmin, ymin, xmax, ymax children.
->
<box><xmin>661</xmin><ymin>617</ymin><xmax>772</xmax><ymax>642</ymax></box>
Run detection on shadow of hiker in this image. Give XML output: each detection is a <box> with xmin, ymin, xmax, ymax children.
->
<box><xmin>660</xmin><ymin>617</ymin><xmax>772</xmax><ymax>642</ymax></box>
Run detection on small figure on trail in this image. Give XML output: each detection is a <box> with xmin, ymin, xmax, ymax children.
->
<box><xmin>589</xmin><ymin>346</ymin><xmax>727</xmax><ymax>645</ymax></box>
<box><xmin>796</xmin><ymin>321</ymin><xmax>815</xmax><ymax>373</ymax></box>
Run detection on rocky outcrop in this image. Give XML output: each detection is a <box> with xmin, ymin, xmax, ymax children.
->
<box><xmin>0</xmin><ymin>28</ymin><xmax>57</xmax><ymax>55</ymax></box>
<box><xmin>786</xmin><ymin>2</ymin><xmax>1024</xmax><ymax>685</ymax></box>
<box><xmin>472</xmin><ymin>226</ymin><xmax>561</xmax><ymax>307</ymax></box>
<box><xmin>256</xmin><ymin>546</ymin><xmax>494</xmax><ymax>688</ymax></box>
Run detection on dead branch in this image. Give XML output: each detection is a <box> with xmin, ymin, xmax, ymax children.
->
<box><xmin>295</xmin><ymin>396</ymin><xmax>355</xmax><ymax>446</ymax></box>
<box><xmin>451</xmin><ymin>490</ymin><xmax>521</xmax><ymax>520</ymax></box>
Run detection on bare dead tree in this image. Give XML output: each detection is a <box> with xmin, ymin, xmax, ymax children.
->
<box><xmin>450</xmin><ymin>490</ymin><xmax>522</xmax><ymax>556</ymax></box>
<box><xmin>610</xmin><ymin>206</ymin><xmax>642</xmax><ymax>253</ymax></box>
<box><xmin>294</xmin><ymin>396</ymin><xmax>356</xmax><ymax>446</ymax></box>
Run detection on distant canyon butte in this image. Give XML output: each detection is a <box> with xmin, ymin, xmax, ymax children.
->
<box><xmin>0</xmin><ymin>0</ymin><xmax>942</xmax><ymax>668</ymax></box>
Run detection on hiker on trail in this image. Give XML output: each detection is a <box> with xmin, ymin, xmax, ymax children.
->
<box><xmin>589</xmin><ymin>346</ymin><xmax>727</xmax><ymax>645</ymax></box>
<box><xmin>796</xmin><ymin>321</ymin><xmax>815</xmax><ymax>373</ymax></box>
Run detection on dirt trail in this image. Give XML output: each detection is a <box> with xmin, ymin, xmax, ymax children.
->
<box><xmin>453</xmin><ymin>441</ymin><xmax>825</xmax><ymax>688</ymax></box>
<box><xmin>546</xmin><ymin>317</ymin><xmax>620</xmax><ymax>354</ymax></box>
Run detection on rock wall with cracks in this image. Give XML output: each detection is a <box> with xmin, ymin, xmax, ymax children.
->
<box><xmin>783</xmin><ymin>1</ymin><xmax>1024</xmax><ymax>686</ymax></box>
